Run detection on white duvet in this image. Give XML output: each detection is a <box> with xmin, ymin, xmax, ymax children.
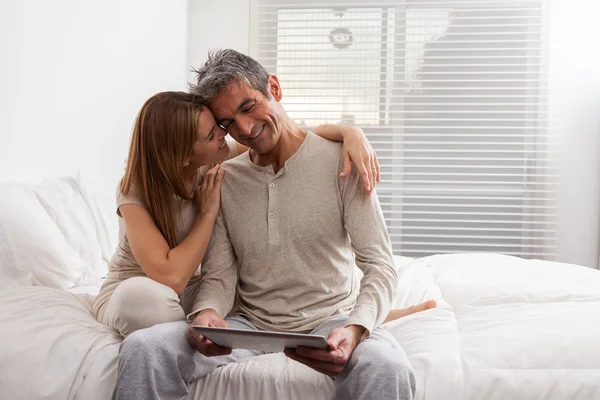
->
<box><xmin>2</xmin><ymin>254</ymin><xmax>600</xmax><ymax>400</ymax></box>
<box><xmin>1</xmin><ymin>177</ymin><xmax>600</xmax><ymax>399</ymax></box>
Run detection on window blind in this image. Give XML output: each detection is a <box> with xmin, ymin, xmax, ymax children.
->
<box><xmin>249</xmin><ymin>0</ymin><xmax>557</xmax><ymax>259</ymax></box>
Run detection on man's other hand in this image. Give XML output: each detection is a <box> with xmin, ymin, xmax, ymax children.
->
<box><xmin>187</xmin><ymin>308</ymin><xmax>232</xmax><ymax>357</ymax></box>
<box><xmin>284</xmin><ymin>325</ymin><xmax>364</xmax><ymax>376</ymax></box>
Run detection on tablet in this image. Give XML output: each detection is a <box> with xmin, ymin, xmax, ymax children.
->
<box><xmin>191</xmin><ymin>326</ymin><xmax>329</xmax><ymax>352</ymax></box>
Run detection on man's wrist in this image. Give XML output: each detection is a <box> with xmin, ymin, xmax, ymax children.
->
<box><xmin>199</xmin><ymin>307</ymin><xmax>218</xmax><ymax>316</ymax></box>
<box><xmin>192</xmin><ymin>308</ymin><xmax>218</xmax><ymax>323</ymax></box>
<box><xmin>346</xmin><ymin>324</ymin><xmax>366</xmax><ymax>342</ymax></box>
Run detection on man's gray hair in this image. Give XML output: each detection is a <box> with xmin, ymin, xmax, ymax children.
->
<box><xmin>190</xmin><ymin>49</ymin><xmax>270</xmax><ymax>105</ymax></box>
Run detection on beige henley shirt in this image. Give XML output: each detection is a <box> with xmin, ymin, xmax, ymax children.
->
<box><xmin>191</xmin><ymin>132</ymin><xmax>398</xmax><ymax>336</ymax></box>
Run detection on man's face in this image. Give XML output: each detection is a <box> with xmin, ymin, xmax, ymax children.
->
<box><xmin>208</xmin><ymin>76</ymin><xmax>282</xmax><ymax>155</ymax></box>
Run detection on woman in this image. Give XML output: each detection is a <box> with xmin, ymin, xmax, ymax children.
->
<box><xmin>92</xmin><ymin>91</ymin><xmax>435</xmax><ymax>337</ymax></box>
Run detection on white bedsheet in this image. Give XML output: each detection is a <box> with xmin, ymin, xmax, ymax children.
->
<box><xmin>1</xmin><ymin>253</ymin><xmax>600</xmax><ymax>400</ymax></box>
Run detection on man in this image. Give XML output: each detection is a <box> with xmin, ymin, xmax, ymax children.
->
<box><xmin>112</xmin><ymin>49</ymin><xmax>416</xmax><ymax>400</ymax></box>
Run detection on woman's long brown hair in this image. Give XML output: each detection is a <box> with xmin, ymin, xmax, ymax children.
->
<box><xmin>120</xmin><ymin>91</ymin><xmax>203</xmax><ymax>248</ymax></box>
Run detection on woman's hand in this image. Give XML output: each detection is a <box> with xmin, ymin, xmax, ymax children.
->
<box><xmin>196</xmin><ymin>164</ymin><xmax>225</xmax><ymax>217</ymax></box>
<box><xmin>339</xmin><ymin>126</ymin><xmax>380</xmax><ymax>195</ymax></box>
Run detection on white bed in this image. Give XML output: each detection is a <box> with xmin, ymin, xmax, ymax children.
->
<box><xmin>1</xmin><ymin>176</ymin><xmax>599</xmax><ymax>400</ymax></box>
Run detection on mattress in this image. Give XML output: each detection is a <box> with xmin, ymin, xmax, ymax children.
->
<box><xmin>1</xmin><ymin>253</ymin><xmax>599</xmax><ymax>400</ymax></box>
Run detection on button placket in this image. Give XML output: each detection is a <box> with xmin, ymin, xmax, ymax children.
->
<box><xmin>267</xmin><ymin>176</ymin><xmax>280</xmax><ymax>245</ymax></box>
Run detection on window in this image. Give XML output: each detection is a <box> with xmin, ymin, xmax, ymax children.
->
<box><xmin>250</xmin><ymin>0</ymin><xmax>557</xmax><ymax>259</ymax></box>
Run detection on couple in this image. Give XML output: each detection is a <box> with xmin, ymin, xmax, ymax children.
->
<box><xmin>93</xmin><ymin>49</ymin><xmax>434</xmax><ymax>400</ymax></box>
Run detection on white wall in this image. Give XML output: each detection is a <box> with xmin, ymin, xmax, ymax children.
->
<box><xmin>187</xmin><ymin>0</ymin><xmax>250</xmax><ymax>84</ymax></box>
<box><xmin>551</xmin><ymin>0</ymin><xmax>600</xmax><ymax>268</ymax></box>
<box><xmin>0</xmin><ymin>0</ymin><xmax>190</xmax><ymax>192</ymax></box>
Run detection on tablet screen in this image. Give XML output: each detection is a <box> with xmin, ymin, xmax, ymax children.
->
<box><xmin>191</xmin><ymin>326</ymin><xmax>329</xmax><ymax>351</ymax></box>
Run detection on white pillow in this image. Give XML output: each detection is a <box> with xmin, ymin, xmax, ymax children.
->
<box><xmin>0</xmin><ymin>175</ymin><xmax>116</xmax><ymax>290</ymax></box>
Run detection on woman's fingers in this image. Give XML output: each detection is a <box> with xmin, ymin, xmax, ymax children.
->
<box><xmin>203</xmin><ymin>164</ymin><xmax>220</xmax><ymax>192</ymax></box>
<box><xmin>357</xmin><ymin>161</ymin><xmax>371</xmax><ymax>193</ymax></box>
<box><xmin>374</xmin><ymin>153</ymin><xmax>381</xmax><ymax>183</ymax></box>
<box><xmin>214</xmin><ymin>166</ymin><xmax>225</xmax><ymax>188</ymax></box>
<box><xmin>212</xmin><ymin>164</ymin><xmax>222</xmax><ymax>185</ymax></box>
<box><xmin>340</xmin><ymin>153</ymin><xmax>352</xmax><ymax>178</ymax></box>
<box><xmin>367</xmin><ymin>154</ymin><xmax>375</xmax><ymax>192</ymax></box>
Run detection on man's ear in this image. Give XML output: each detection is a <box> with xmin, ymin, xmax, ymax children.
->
<box><xmin>267</xmin><ymin>75</ymin><xmax>282</xmax><ymax>101</ymax></box>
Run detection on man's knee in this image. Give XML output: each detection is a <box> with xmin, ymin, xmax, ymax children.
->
<box><xmin>383</xmin><ymin>353</ymin><xmax>416</xmax><ymax>396</ymax></box>
<box><xmin>119</xmin><ymin>321</ymin><xmax>189</xmax><ymax>361</ymax></box>
<box><xmin>354</xmin><ymin>342</ymin><xmax>413</xmax><ymax>374</ymax></box>
<box><xmin>350</xmin><ymin>335</ymin><xmax>416</xmax><ymax>397</ymax></box>
<box><xmin>110</xmin><ymin>277</ymin><xmax>185</xmax><ymax>336</ymax></box>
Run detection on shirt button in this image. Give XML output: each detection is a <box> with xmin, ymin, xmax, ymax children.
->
<box><xmin>269</xmin><ymin>213</ymin><xmax>275</xmax><ymax>218</ymax></box>
<box><xmin>269</xmin><ymin>183</ymin><xmax>275</xmax><ymax>188</ymax></box>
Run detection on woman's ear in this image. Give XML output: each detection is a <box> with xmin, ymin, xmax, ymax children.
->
<box><xmin>268</xmin><ymin>75</ymin><xmax>282</xmax><ymax>101</ymax></box>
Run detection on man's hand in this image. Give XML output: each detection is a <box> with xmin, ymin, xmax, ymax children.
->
<box><xmin>187</xmin><ymin>309</ymin><xmax>232</xmax><ymax>357</ymax></box>
<box><xmin>284</xmin><ymin>325</ymin><xmax>365</xmax><ymax>376</ymax></box>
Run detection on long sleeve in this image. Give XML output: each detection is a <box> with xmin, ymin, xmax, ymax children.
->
<box><xmin>186</xmin><ymin>211</ymin><xmax>238</xmax><ymax>322</ymax></box>
<box><xmin>339</xmin><ymin>163</ymin><xmax>398</xmax><ymax>338</ymax></box>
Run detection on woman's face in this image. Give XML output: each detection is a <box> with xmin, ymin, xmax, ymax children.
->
<box><xmin>188</xmin><ymin>108</ymin><xmax>229</xmax><ymax>168</ymax></box>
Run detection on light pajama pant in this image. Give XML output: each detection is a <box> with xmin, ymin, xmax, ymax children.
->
<box><xmin>112</xmin><ymin>314</ymin><xmax>416</xmax><ymax>400</ymax></box>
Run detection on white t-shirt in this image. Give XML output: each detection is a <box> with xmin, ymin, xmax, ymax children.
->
<box><xmin>92</xmin><ymin>137</ymin><xmax>239</xmax><ymax>318</ymax></box>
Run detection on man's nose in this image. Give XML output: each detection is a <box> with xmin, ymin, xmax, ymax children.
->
<box><xmin>236</xmin><ymin>115</ymin><xmax>254</xmax><ymax>137</ymax></box>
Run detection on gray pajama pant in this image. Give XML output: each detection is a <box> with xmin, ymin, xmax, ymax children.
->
<box><xmin>112</xmin><ymin>315</ymin><xmax>416</xmax><ymax>400</ymax></box>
